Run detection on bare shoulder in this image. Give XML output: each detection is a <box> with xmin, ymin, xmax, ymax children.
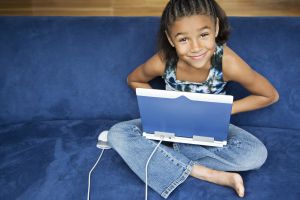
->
<box><xmin>222</xmin><ymin>45</ymin><xmax>279</xmax><ymax>110</ymax></box>
<box><xmin>127</xmin><ymin>52</ymin><xmax>166</xmax><ymax>84</ymax></box>
<box><xmin>142</xmin><ymin>53</ymin><xmax>166</xmax><ymax>76</ymax></box>
<box><xmin>222</xmin><ymin>45</ymin><xmax>255</xmax><ymax>82</ymax></box>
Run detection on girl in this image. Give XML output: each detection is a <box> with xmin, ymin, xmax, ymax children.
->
<box><xmin>107</xmin><ymin>0</ymin><xmax>279</xmax><ymax>198</ymax></box>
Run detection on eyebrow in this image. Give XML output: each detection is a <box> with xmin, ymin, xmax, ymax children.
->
<box><xmin>174</xmin><ymin>26</ymin><xmax>211</xmax><ymax>38</ymax></box>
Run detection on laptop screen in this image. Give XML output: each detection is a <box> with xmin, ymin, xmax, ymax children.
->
<box><xmin>136</xmin><ymin>88</ymin><xmax>233</xmax><ymax>141</ymax></box>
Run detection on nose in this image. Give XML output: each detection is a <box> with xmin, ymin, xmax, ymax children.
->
<box><xmin>190</xmin><ymin>39</ymin><xmax>201</xmax><ymax>53</ymax></box>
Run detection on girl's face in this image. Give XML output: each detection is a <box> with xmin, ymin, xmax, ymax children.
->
<box><xmin>166</xmin><ymin>15</ymin><xmax>219</xmax><ymax>70</ymax></box>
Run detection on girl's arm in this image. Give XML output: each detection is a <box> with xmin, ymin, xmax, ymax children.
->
<box><xmin>127</xmin><ymin>53</ymin><xmax>165</xmax><ymax>91</ymax></box>
<box><xmin>223</xmin><ymin>46</ymin><xmax>279</xmax><ymax>115</ymax></box>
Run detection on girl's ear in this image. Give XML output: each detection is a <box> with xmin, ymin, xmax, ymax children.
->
<box><xmin>215</xmin><ymin>18</ymin><xmax>219</xmax><ymax>38</ymax></box>
<box><xmin>165</xmin><ymin>30</ymin><xmax>175</xmax><ymax>47</ymax></box>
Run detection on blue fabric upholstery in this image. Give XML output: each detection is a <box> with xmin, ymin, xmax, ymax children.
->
<box><xmin>1</xmin><ymin>121</ymin><xmax>299</xmax><ymax>200</ymax></box>
<box><xmin>0</xmin><ymin>17</ymin><xmax>300</xmax><ymax>200</ymax></box>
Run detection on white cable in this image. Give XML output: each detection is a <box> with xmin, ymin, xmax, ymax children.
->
<box><xmin>145</xmin><ymin>139</ymin><xmax>163</xmax><ymax>200</ymax></box>
<box><xmin>87</xmin><ymin>149</ymin><xmax>105</xmax><ymax>200</ymax></box>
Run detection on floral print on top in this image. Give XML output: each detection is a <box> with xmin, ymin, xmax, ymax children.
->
<box><xmin>162</xmin><ymin>44</ymin><xmax>227</xmax><ymax>94</ymax></box>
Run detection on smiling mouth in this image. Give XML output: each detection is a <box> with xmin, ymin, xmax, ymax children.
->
<box><xmin>189</xmin><ymin>52</ymin><xmax>207</xmax><ymax>60</ymax></box>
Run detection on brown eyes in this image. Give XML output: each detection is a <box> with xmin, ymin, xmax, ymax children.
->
<box><xmin>200</xmin><ymin>33</ymin><xmax>209</xmax><ymax>38</ymax></box>
<box><xmin>178</xmin><ymin>38</ymin><xmax>188</xmax><ymax>43</ymax></box>
<box><xmin>178</xmin><ymin>33</ymin><xmax>210</xmax><ymax>43</ymax></box>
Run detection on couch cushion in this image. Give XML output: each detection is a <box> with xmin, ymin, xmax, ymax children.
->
<box><xmin>0</xmin><ymin>119</ymin><xmax>118</xmax><ymax>199</ymax></box>
<box><xmin>226</xmin><ymin>17</ymin><xmax>300</xmax><ymax>130</ymax></box>
<box><xmin>1</xmin><ymin>120</ymin><xmax>299</xmax><ymax>200</ymax></box>
<box><xmin>0</xmin><ymin>17</ymin><xmax>158</xmax><ymax>125</ymax></box>
<box><xmin>1</xmin><ymin>17</ymin><xmax>300</xmax><ymax>130</ymax></box>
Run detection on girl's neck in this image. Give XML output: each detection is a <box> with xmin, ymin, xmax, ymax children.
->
<box><xmin>176</xmin><ymin>59</ymin><xmax>212</xmax><ymax>83</ymax></box>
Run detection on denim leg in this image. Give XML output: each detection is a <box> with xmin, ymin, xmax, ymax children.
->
<box><xmin>174</xmin><ymin>124</ymin><xmax>268</xmax><ymax>172</ymax></box>
<box><xmin>107</xmin><ymin>119</ymin><xmax>194</xmax><ymax>199</ymax></box>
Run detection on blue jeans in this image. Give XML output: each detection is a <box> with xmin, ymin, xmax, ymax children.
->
<box><xmin>107</xmin><ymin>119</ymin><xmax>267</xmax><ymax>199</ymax></box>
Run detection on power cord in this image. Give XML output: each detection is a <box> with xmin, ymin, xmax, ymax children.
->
<box><xmin>87</xmin><ymin>149</ymin><xmax>105</xmax><ymax>200</ymax></box>
<box><xmin>88</xmin><ymin>131</ymin><xmax>163</xmax><ymax>200</ymax></box>
<box><xmin>145</xmin><ymin>139</ymin><xmax>163</xmax><ymax>200</ymax></box>
<box><xmin>87</xmin><ymin>130</ymin><xmax>111</xmax><ymax>200</ymax></box>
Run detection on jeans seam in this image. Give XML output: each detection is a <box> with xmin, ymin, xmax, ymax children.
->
<box><xmin>161</xmin><ymin>160</ymin><xmax>194</xmax><ymax>199</ymax></box>
<box><xmin>146</xmin><ymin>139</ymin><xmax>188</xmax><ymax>168</ymax></box>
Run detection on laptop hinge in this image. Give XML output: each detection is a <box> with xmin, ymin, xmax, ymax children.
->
<box><xmin>193</xmin><ymin>135</ymin><xmax>214</xmax><ymax>143</ymax></box>
<box><xmin>154</xmin><ymin>131</ymin><xmax>175</xmax><ymax>139</ymax></box>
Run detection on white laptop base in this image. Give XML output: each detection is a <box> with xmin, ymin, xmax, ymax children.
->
<box><xmin>143</xmin><ymin>132</ymin><xmax>227</xmax><ymax>147</ymax></box>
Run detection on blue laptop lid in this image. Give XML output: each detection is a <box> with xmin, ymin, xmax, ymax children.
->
<box><xmin>136</xmin><ymin>88</ymin><xmax>233</xmax><ymax>141</ymax></box>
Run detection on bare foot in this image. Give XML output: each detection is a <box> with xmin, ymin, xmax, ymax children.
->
<box><xmin>191</xmin><ymin>165</ymin><xmax>245</xmax><ymax>197</ymax></box>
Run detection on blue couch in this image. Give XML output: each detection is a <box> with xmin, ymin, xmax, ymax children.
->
<box><xmin>0</xmin><ymin>16</ymin><xmax>299</xmax><ymax>200</ymax></box>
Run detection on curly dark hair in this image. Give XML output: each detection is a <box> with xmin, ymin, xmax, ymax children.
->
<box><xmin>157</xmin><ymin>0</ymin><xmax>230</xmax><ymax>61</ymax></box>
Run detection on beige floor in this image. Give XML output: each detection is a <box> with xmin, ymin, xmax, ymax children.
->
<box><xmin>0</xmin><ymin>0</ymin><xmax>299</xmax><ymax>16</ymax></box>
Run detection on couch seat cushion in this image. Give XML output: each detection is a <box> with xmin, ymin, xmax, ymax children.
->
<box><xmin>1</xmin><ymin>120</ymin><xmax>299</xmax><ymax>200</ymax></box>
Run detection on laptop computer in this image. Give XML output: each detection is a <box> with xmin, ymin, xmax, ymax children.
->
<box><xmin>136</xmin><ymin>88</ymin><xmax>233</xmax><ymax>147</ymax></box>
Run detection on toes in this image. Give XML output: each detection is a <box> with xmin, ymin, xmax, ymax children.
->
<box><xmin>237</xmin><ymin>186</ymin><xmax>245</xmax><ymax>198</ymax></box>
<box><xmin>233</xmin><ymin>174</ymin><xmax>244</xmax><ymax>198</ymax></box>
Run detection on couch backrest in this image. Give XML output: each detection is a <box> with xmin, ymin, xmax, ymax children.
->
<box><xmin>0</xmin><ymin>17</ymin><xmax>299</xmax><ymax>130</ymax></box>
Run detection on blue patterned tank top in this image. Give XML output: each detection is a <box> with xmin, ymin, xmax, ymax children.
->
<box><xmin>162</xmin><ymin>44</ymin><xmax>227</xmax><ymax>94</ymax></box>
